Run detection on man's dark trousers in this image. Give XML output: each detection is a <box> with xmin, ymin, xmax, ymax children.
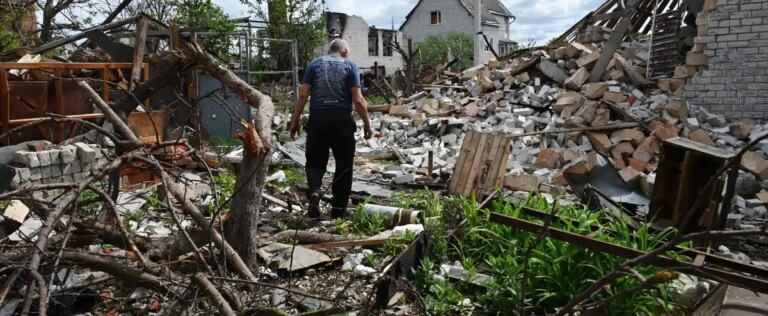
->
<box><xmin>305</xmin><ymin>112</ymin><xmax>356</xmax><ymax>211</ymax></box>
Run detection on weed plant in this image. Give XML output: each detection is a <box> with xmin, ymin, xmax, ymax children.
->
<box><xmin>411</xmin><ymin>192</ymin><xmax>686</xmax><ymax>316</ymax></box>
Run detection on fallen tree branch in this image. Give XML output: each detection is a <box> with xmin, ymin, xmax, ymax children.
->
<box><xmin>554</xmin><ymin>228</ymin><xmax>768</xmax><ymax>315</ymax></box>
<box><xmin>193</xmin><ymin>273</ymin><xmax>237</xmax><ymax>316</ymax></box>
<box><xmin>159</xmin><ymin>169</ymin><xmax>258</xmax><ymax>283</ymax></box>
<box><xmin>61</xmin><ymin>251</ymin><xmax>179</xmax><ymax>297</ymax></box>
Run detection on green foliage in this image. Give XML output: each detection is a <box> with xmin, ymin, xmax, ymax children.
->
<box><xmin>417</xmin><ymin>193</ymin><xmax>686</xmax><ymax>315</ymax></box>
<box><xmin>365</xmin><ymin>95</ymin><xmax>389</xmax><ymax>105</ymax></box>
<box><xmin>174</xmin><ymin>0</ymin><xmax>237</xmax><ymax>59</ymax></box>
<box><xmin>210</xmin><ymin>169</ymin><xmax>236</xmax><ymax>214</ymax></box>
<box><xmin>335</xmin><ymin>204</ymin><xmax>388</xmax><ymax>236</ymax></box>
<box><xmin>0</xmin><ymin>7</ymin><xmax>26</xmax><ymax>53</ymax></box>
<box><xmin>78</xmin><ymin>189</ymin><xmax>103</xmax><ymax>218</ymax></box>
<box><xmin>416</xmin><ymin>33</ymin><xmax>474</xmax><ymax>70</ymax></box>
<box><xmin>249</xmin><ymin>0</ymin><xmax>326</xmax><ymax>68</ymax></box>
<box><xmin>281</xmin><ymin>167</ymin><xmax>304</xmax><ymax>186</ymax></box>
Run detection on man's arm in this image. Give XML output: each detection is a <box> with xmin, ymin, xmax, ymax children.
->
<box><xmin>352</xmin><ymin>87</ymin><xmax>372</xmax><ymax>139</ymax></box>
<box><xmin>289</xmin><ymin>83</ymin><xmax>311</xmax><ymax>140</ymax></box>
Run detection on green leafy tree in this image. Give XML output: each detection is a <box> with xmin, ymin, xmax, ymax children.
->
<box><xmin>174</xmin><ymin>0</ymin><xmax>236</xmax><ymax>59</ymax></box>
<box><xmin>417</xmin><ymin>32</ymin><xmax>473</xmax><ymax>70</ymax></box>
<box><xmin>246</xmin><ymin>0</ymin><xmax>325</xmax><ymax>68</ymax></box>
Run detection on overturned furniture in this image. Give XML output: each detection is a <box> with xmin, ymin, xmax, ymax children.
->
<box><xmin>649</xmin><ymin>137</ymin><xmax>737</xmax><ymax>233</ymax></box>
<box><xmin>0</xmin><ymin>62</ymin><xmax>150</xmax><ymax>144</ymax></box>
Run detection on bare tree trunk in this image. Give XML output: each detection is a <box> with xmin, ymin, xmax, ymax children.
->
<box><xmin>185</xmin><ymin>42</ymin><xmax>275</xmax><ymax>269</ymax></box>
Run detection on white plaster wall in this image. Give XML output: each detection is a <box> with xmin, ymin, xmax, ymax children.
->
<box><xmin>324</xmin><ymin>15</ymin><xmax>403</xmax><ymax>75</ymax></box>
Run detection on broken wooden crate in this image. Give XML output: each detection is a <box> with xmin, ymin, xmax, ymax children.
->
<box><xmin>448</xmin><ymin>130</ymin><xmax>512</xmax><ymax>198</ymax></box>
<box><xmin>649</xmin><ymin>137</ymin><xmax>737</xmax><ymax>233</ymax></box>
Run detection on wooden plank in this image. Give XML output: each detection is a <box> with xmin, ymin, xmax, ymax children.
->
<box><xmin>130</xmin><ymin>16</ymin><xmax>149</xmax><ymax>92</ymax></box>
<box><xmin>31</xmin><ymin>16</ymin><xmax>140</xmax><ymax>55</ymax></box>
<box><xmin>8</xmin><ymin>113</ymin><xmax>105</xmax><ymax>125</ymax></box>
<box><xmin>454</xmin><ymin>131</ymin><xmax>482</xmax><ymax>196</ymax></box>
<box><xmin>143</xmin><ymin>63</ymin><xmax>151</xmax><ymax>106</ymax></box>
<box><xmin>306</xmin><ymin>238</ymin><xmax>390</xmax><ymax>251</ymax></box>
<box><xmin>449</xmin><ymin>130</ymin><xmax>478</xmax><ymax>194</ymax></box>
<box><xmin>462</xmin><ymin>133</ymin><xmax>490</xmax><ymax>197</ymax></box>
<box><xmin>589</xmin><ymin>2</ymin><xmax>639</xmax><ymax>82</ymax></box>
<box><xmin>0</xmin><ymin>70</ymin><xmax>8</xmax><ymax>136</ymax></box>
<box><xmin>101</xmin><ymin>66</ymin><xmax>110</xmax><ymax>103</ymax></box>
<box><xmin>53</xmin><ymin>69</ymin><xmax>64</xmax><ymax>142</ymax></box>
<box><xmin>480</xmin><ymin>134</ymin><xmax>504</xmax><ymax>195</ymax></box>
<box><xmin>672</xmin><ymin>151</ymin><xmax>693</xmax><ymax>225</ymax></box>
<box><xmin>493</xmin><ymin>137</ymin><xmax>513</xmax><ymax>189</ymax></box>
<box><xmin>0</xmin><ymin>63</ymin><xmax>138</xmax><ymax>70</ymax></box>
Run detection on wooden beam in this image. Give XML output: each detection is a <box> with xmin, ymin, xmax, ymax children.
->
<box><xmin>31</xmin><ymin>16</ymin><xmax>139</xmax><ymax>55</ymax></box>
<box><xmin>53</xmin><ymin>69</ymin><xmax>64</xmax><ymax>142</ymax></box>
<box><xmin>8</xmin><ymin>113</ymin><xmax>105</xmax><ymax>125</ymax></box>
<box><xmin>0</xmin><ymin>63</ymin><xmax>139</xmax><ymax>70</ymax></box>
<box><xmin>0</xmin><ymin>70</ymin><xmax>8</xmax><ymax>132</ymax></box>
<box><xmin>77</xmin><ymin>81</ymin><xmax>141</xmax><ymax>145</ymax></box>
<box><xmin>588</xmin><ymin>4</ymin><xmax>639</xmax><ymax>82</ymax></box>
<box><xmin>130</xmin><ymin>17</ymin><xmax>149</xmax><ymax>91</ymax></box>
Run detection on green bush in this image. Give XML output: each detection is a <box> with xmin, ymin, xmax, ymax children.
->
<box><xmin>416</xmin><ymin>33</ymin><xmax>474</xmax><ymax>70</ymax></box>
<box><xmin>417</xmin><ymin>193</ymin><xmax>686</xmax><ymax>315</ymax></box>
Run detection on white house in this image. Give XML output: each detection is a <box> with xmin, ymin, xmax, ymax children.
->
<box><xmin>399</xmin><ymin>0</ymin><xmax>516</xmax><ymax>64</ymax></box>
<box><xmin>325</xmin><ymin>12</ymin><xmax>404</xmax><ymax>77</ymax></box>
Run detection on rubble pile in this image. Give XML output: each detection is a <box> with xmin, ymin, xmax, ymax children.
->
<box><xmin>321</xmin><ymin>40</ymin><xmax>768</xmax><ymax>223</ymax></box>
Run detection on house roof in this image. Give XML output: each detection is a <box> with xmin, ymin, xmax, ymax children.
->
<box><xmin>400</xmin><ymin>0</ymin><xmax>516</xmax><ymax>31</ymax></box>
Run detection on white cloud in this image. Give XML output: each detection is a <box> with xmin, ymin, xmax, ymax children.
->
<box><xmin>214</xmin><ymin>0</ymin><xmax>603</xmax><ymax>43</ymax></box>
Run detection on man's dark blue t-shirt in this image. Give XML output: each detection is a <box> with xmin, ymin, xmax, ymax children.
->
<box><xmin>302</xmin><ymin>54</ymin><xmax>361</xmax><ymax>114</ymax></box>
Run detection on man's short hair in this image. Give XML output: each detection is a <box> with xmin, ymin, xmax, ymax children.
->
<box><xmin>329</xmin><ymin>39</ymin><xmax>350</xmax><ymax>54</ymax></box>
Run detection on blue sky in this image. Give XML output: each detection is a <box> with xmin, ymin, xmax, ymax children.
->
<box><xmin>214</xmin><ymin>0</ymin><xmax>603</xmax><ymax>44</ymax></box>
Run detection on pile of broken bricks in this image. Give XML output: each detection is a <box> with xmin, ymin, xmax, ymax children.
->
<box><xmin>290</xmin><ymin>37</ymin><xmax>768</xmax><ymax>226</ymax></box>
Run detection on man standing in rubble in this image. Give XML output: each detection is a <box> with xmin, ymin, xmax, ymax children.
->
<box><xmin>288</xmin><ymin>39</ymin><xmax>373</xmax><ymax>218</ymax></box>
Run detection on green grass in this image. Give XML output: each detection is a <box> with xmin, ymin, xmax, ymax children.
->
<box><xmin>335</xmin><ymin>204</ymin><xmax>389</xmax><ymax>236</ymax></box>
<box><xmin>365</xmin><ymin>95</ymin><xmax>389</xmax><ymax>105</ymax></box>
<box><xmin>415</xmin><ymin>192</ymin><xmax>686</xmax><ymax>316</ymax></box>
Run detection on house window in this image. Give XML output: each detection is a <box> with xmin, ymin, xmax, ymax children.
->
<box><xmin>499</xmin><ymin>41</ymin><xmax>518</xmax><ymax>56</ymax></box>
<box><xmin>430</xmin><ymin>11</ymin><xmax>441</xmax><ymax>25</ymax></box>
<box><xmin>382</xmin><ymin>31</ymin><xmax>394</xmax><ymax>56</ymax></box>
<box><xmin>368</xmin><ymin>28</ymin><xmax>379</xmax><ymax>56</ymax></box>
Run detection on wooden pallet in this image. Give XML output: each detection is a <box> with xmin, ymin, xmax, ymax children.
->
<box><xmin>448</xmin><ymin>130</ymin><xmax>512</xmax><ymax>198</ymax></box>
<box><xmin>648</xmin><ymin>11</ymin><xmax>683</xmax><ymax>80</ymax></box>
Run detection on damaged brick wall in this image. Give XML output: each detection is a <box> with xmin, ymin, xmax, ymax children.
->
<box><xmin>684</xmin><ymin>0</ymin><xmax>768</xmax><ymax>119</ymax></box>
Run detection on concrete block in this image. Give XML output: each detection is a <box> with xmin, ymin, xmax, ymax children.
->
<box><xmin>13</xmin><ymin>151</ymin><xmax>39</xmax><ymax>167</ymax></box>
<box><xmin>60</xmin><ymin>145</ymin><xmax>77</xmax><ymax>163</ymax></box>
<box><xmin>40</xmin><ymin>166</ymin><xmax>53</xmax><ymax>179</ymax></box>
<box><xmin>13</xmin><ymin>167</ymin><xmax>30</xmax><ymax>182</ymax></box>
<box><xmin>29</xmin><ymin>168</ymin><xmax>42</xmax><ymax>181</ymax></box>
<box><xmin>49</xmin><ymin>150</ymin><xmax>61</xmax><ymax>165</ymax></box>
<box><xmin>37</xmin><ymin>150</ymin><xmax>52</xmax><ymax>166</ymax></box>
<box><xmin>51</xmin><ymin>165</ymin><xmax>63</xmax><ymax>178</ymax></box>
<box><xmin>504</xmin><ymin>174</ymin><xmax>540</xmax><ymax>192</ymax></box>
<box><xmin>74</xmin><ymin>142</ymin><xmax>96</xmax><ymax>162</ymax></box>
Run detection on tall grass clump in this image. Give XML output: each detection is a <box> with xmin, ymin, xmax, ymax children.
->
<box><xmin>416</xmin><ymin>192</ymin><xmax>686</xmax><ymax>316</ymax></box>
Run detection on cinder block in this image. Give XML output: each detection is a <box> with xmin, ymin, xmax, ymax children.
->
<box><xmin>40</xmin><ymin>166</ymin><xmax>53</xmax><ymax>179</ymax></box>
<box><xmin>60</xmin><ymin>145</ymin><xmax>77</xmax><ymax>163</ymax></box>
<box><xmin>29</xmin><ymin>168</ymin><xmax>42</xmax><ymax>181</ymax></box>
<box><xmin>37</xmin><ymin>151</ymin><xmax>52</xmax><ymax>166</ymax></box>
<box><xmin>51</xmin><ymin>165</ymin><xmax>63</xmax><ymax>178</ymax></box>
<box><xmin>13</xmin><ymin>151</ymin><xmax>39</xmax><ymax>167</ymax></box>
<box><xmin>74</xmin><ymin>143</ymin><xmax>96</xmax><ymax>162</ymax></box>
<box><xmin>48</xmin><ymin>150</ymin><xmax>60</xmax><ymax>165</ymax></box>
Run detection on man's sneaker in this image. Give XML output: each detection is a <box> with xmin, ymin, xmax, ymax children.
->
<box><xmin>330</xmin><ymin>207</ymin><xmax>348</xmax><ymax>219</ymax></box>
<box><xmin>308</xmin><ymin>192</ymin><xmax>321</xmax><ymax>218</ymax></box>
